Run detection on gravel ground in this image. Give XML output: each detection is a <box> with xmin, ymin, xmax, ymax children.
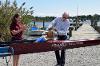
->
<box><xmin>1</xmin><ymin>46</ymin><xmax>100</xmax><ymax>66</ymax></box>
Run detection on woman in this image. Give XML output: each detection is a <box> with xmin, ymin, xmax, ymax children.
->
<box><xmin>10</xmin><ymin>13</ymin><xmax>26</xmax><ymax>66</ymax></box>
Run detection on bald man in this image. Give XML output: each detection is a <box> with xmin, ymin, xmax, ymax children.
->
<box><xmin>48</xmin><ymin>12</ymin><xmax>70</xmax><ymax>66</ymax></box>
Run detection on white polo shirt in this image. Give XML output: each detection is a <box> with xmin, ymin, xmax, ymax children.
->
<box><xmin>48</xmin><ymin>17</ymin><xmax>70</xmax><ymax>35</ymax></box>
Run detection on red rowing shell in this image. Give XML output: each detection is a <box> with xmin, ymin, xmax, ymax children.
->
<box><xmin>10</xmin><ymin>39</ymin><xmax>100</xmax><ymax>55</ymax></box>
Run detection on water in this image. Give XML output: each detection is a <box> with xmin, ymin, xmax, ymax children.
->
<box><xmin>24</xmin><ymin>22</ymin><xmax>51</xmax><ymax>40</ymax></box>
<box><xmin>29</xmin><ymin>21</ymin><xmax>51</xmax><ymax>28</ymax></box>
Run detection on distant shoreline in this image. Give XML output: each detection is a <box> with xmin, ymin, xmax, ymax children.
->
<box><xmin>33</xmin><ymin>21</ymin><xmax>51</xmax><ymax>22</ymax></box>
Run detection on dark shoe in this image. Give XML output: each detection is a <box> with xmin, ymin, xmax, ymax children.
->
<box><xmin>61</xmin><ymin>64</ymin><xmax>64</xmax><ymax>66</ymax></box>
<box><xmin>55</xmin><ymin>64</ymin><xmax>61</xmax><ymax>66</ymax></box>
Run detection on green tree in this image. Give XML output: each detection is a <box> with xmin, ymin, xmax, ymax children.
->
<box><xmin>0</xmin><ymin>0</ymin><xmax>34</xmax><ymax>41</ymax></box>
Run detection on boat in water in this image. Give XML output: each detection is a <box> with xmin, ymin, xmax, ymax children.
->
<box><xmin>29</xmin><ymin>26</ymin><xmax>45</xmax><ymax>36</ymax></box>
<box><xmin>24</xmin><ymin>25</ymin><xmax>45</xmax><ymax>40</ymax></box>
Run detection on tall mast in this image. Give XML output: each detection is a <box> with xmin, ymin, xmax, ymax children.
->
<box><xmin>75</xmin><ymin>4</ymin><xmax>79</xmax><ymax>30</ymax></box>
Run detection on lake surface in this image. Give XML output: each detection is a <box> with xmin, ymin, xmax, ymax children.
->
<box><xmin>29</xmin><ymin>21</ymin><xmax>51</xmax><ymax>28</ymax></box>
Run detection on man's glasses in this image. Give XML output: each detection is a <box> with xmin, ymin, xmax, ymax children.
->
<box><xmin>63</xmin><ymin>17</ymin><xmax>67</xmax><ymax>19</ymax></box>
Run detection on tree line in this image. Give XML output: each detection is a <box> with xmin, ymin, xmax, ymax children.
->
<box><xmin>31</xmin><ymin>14</ymin><xmax>100</xmax><ymax>23</ymax></box>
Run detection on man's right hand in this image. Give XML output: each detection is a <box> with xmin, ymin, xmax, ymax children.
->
<box><xmin>48</xmin><ymin>27</ymin><xmax>53</xmax><ymax>31</ymax></box>
<box><xmin>48</xmin><ymin>27</ymin><xmax>57</xmax><ymax>31</ymax></box>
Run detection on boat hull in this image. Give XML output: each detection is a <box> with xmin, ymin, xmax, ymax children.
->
<box><xmin>10</xmin><ymin>39</ymin><xmax>100</xmax><ymax>55</ymax></box>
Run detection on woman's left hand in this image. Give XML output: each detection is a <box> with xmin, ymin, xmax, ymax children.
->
<box><xmin>22</xmin><ymin>24</ymin><xmax>27</xmax><ymax>31</ymax></box>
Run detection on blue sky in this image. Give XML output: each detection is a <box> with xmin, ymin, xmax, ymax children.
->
<box><xmin>1</xmin><ymin>0</ymin><xmax>100</xmax><ymax>17</ymax></box>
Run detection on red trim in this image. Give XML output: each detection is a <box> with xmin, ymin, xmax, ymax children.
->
<box><xmin>10</xmin><ymin>39</ymin><xmax>100</xmax><ymax>55</ymax></box>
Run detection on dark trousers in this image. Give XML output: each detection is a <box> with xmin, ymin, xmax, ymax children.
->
<box><xmin>55</xmin><ymin>35</ymin><xmax>67</xmax><ymax>65</ymax></box>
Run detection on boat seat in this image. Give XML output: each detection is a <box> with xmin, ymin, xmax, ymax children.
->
<box><xmin>0</xmin><ymin>46</ymin><xmax>14</xmax><ymax>66</ymax></box>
